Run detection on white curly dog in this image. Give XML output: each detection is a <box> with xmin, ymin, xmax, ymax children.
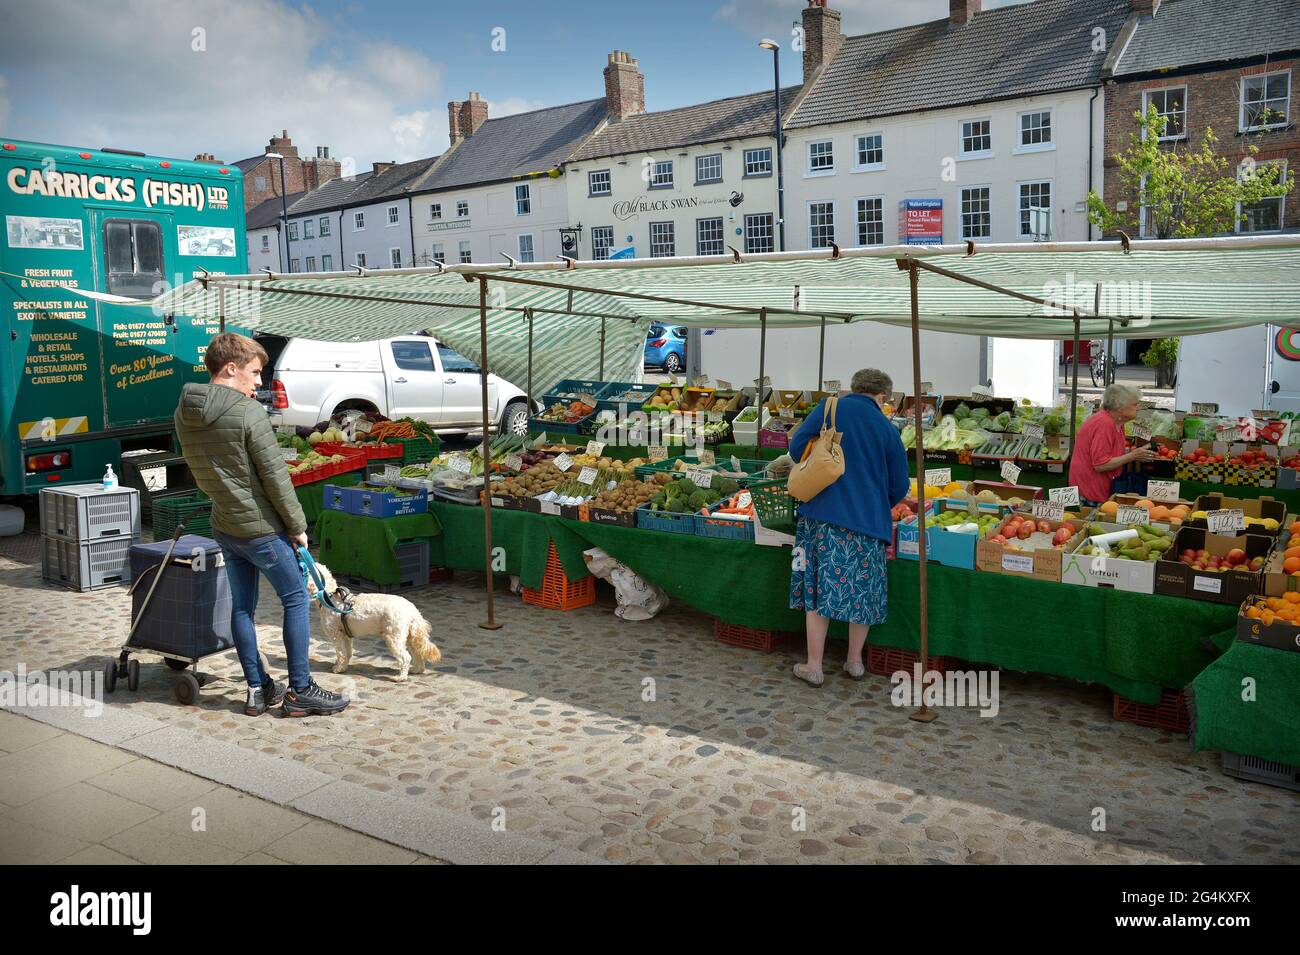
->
<box><xmin>304</xmin><ymin>562</ymin><xmax>441</xmax><ymax>681</ymax></box>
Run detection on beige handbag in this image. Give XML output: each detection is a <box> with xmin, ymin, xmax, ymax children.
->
<box><xmin>787</xmin><ymin>396</ymin><xmax>844</xmax><ymax>502</ymax></box>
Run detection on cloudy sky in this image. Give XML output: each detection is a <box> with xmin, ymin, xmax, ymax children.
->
<box><xmin>0</xmin><ymin>0</ymin><xmax>1026</xmax><ymax>170</ymax></box>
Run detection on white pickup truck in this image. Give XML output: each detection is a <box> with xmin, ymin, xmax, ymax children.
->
<box><xmin>256</xmin><ymin>334</ymin><xmax>536</xmax><ymax>436</ymax></box>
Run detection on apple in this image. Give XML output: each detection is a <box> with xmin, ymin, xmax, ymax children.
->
<box><xmin>1018</xmin><ymin>524</ymin><xmax>1034</xmax><ymax>540</ymax></box>
<box><xmin>1251</xmin><ymin>556</ymin><xmax>1265</xmax><ymax>570</ymax></box>
<box><xmin>1226</xmin><ymin>548</ymin><xmax>1246</xmax><ymax>566</ymax></box>
<box><xmin>1038</xmin><ymin>520</ymin><xmax>1052</xmax><ymax>534</ymax></box>
<box><xmin>990</xmin><ymin>534</ymin><xmax>1006</xmax><ymax>544</ymax></box>
<box><xmin>1182</xmin><ymin>549</ymin><xmax>1197</xmax><ymax>560</ymax></box>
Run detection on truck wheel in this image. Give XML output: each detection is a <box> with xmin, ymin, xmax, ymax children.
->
<box><xmin>502</xmin><ymin>401</ymin><xmax>530</xmax><ymax>437</ymax></box>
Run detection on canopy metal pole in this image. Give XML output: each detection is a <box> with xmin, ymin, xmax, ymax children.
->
<box><xmin>1104</xmin><ymin>284</ymin><xmax>1115</xmax><ymax>387</ymax></box>
<box><xmin>904</xmin><ymin>261</ymin><xmax>936</xmax><ymax>724</ymax></box>
<box><xmin>218</xmin><ymin>286</ymin><xmax>225</xmax><ymax>334</ymax></box>
<box><xmin>1069</xmin><ymin>314</ymin><xmax>1081</xmax><ymax>465</ymax></box>
<box><xmin>526</xmin><ymin>307</ymin><xmax>534</xmax><ymax>418</ymax></box>
<box><xmin>817</xmin><ymin>316</ymin><xmax>826</xmax><ymax>390</ymax></box>
<box><xmin>757</xmin><ymin>307</ymin><xmax>767</xmax><ymax>406</ymax></box>
<box><xmin>478</xmin><ymin>275</ymin><xmax>501</xmax><ymax>631</ymax></box>
<box><xmin>599</xmin><ymin>317</ymin><xmax>606</xmax><ymax>380</ymax></box>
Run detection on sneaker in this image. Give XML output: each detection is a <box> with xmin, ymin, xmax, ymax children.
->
<box><xmin>245</xmin><ymin>678</ymin><xmax>287</xmax><ymax>716</ymax></box>
<box><xmin>282</xmin><ymin>679</ymin><xmax>350</xmax><ymax>717</ymax></box>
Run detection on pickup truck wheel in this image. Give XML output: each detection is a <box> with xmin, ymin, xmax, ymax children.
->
<box><xmin>502</xmin><ymin>401</ymin><xmax>530</xmax><ymax>437</ymax></box>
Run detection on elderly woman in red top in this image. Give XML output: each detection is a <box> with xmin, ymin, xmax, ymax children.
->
<box><xmin>1068</xmin><ymin>384</ymin><xmax>1155</xmax><ymax>504</ymax></box>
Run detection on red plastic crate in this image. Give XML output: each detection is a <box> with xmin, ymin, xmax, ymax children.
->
<box><xmin>522</xmin><ymin>542</ymin><xmax>595</xmax><ymax>611</ymax></box>
<box><xmin>713</xmin><ymin>619</ymin><xmax>792</xmax><ymax>652</ymax></box>
<box><xmin>1112</xmin><ymin>689</ymin><xmax>1190</xmax><ymax>734</ymax></box>
<box><xmin>866</xmin><ymin>645</ymin><xmax>960</xmax><ymax>677</ymax></box>
<box><xmin>428</xmin><ymin>567</ymin><xmax>453</xmax><ymax>584</ymax></box>
<box><xmin>317</xmin><ymin>441</ymin><xmax>402</xmax><ymax>461</ymax></box>
<box><xmin>288</xmin><ymin>451</ymin><xmax>366</xmax><ymax>486</ymax></box>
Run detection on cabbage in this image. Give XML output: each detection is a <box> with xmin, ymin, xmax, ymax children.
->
<box><xmin>970</xmin><ymin>407</ymin><xmax>990</xmax><ymax>421</ymax></box>
<box><xmin>900</xmin><ymin>424</ymin><xmax>916</xmax><ymax>449</ymax></box>
<box><xmin>991</xmin><ymin>411</ymin><xmax>1012</xmax><ymax>431</ymax></box>
<box><xmin>958</xmin><ymin>417</ymin><xmax>979</xmax><ymax>430</ymax></box>
<box><xmin>953</xmin><ymin>402</ymin><xmax>972</xmax><ymax>420</ymax></box>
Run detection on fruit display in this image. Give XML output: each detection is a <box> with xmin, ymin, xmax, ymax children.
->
<box><xmin>1228</xmin><ymin>449</ymin><xmax>1275</xmax><ymax>469</ymax></box>
<box><xmin>275</xmin><ymin>431</ymin><xmax>314</xmax><ymax>456</ymax></box>
<box><xmin>1095</xmin><ymin>498</ymin><xmax>1191</xmax><ymax>526</ymax></box>
<box><xmin>1242</xmin><ymin>593</ymin><xmax>1300</xmax><ymax>626</ymax></box>
<box><xmin>307</xmin><ymin>426</ymin><xmax>346</xmax><ymax>445</ymax></box>
<box><xmin>588</xmin><ymin>478</ymin><xmax>659</xmax><ymax>513</ymax></box>
<box><xmin>891</xmin><ymin>501</ymin><xmax>918</xmax><ymax>522</ymax></box>
<box><xmin>711</xmin><ymin>390</ymin><xmax>749</xmax><ymax>413</ymax></box>
<box><xmin>948</xmin><ymin>486</ymin><xmax>1032</xmax><ymax>510</ymax></box>
<box><xmin>567</xmin><ymin>454</ymin><xmax>647</xmax><ymax>474</ymax></box>
<box><xmin>285</xmin><ymin>450</ymin><xmax>350</xmax><ymax>476</ymax></box>
<box><xmin>495</xmin><ymin>461</ymin><xmax>571</xmax><ymax>499</ymax></box>
<box><xmin>537</xmin><ymin>400</ymin><xmax>595</xmax><ymax>424</ymax></box>
<box><xmin>921</xmin><ymin>509</ymin><xmax>1003</xmax><ymax>536</ymax></box>
<box><xmin>1185</xmin><ymin>510</ymin><xmax>1280</xmax><ymax>533</ymax></box>
<box><xmin>986</xmin><ymin>515</ymin><xmax>1076</xmax><ymax>551</ymax></box>
<box><xmin>1148</xmin><ymin>443</ymin><xmax>1179</xmax><ymax>460</ymax></box>
<box><xmin>1173</xmin><ymin>545</ymin><xmax>1264</xmax><ymax>573</ymax></box>
<box><xmin>1077</xmin><ymin>523</ymin><xmax>1176</xmax><ymax>563</ymax></box>
<box><xmin>1183</xmin><ymin>447</ymin><xmax>1225</xmax><ymax>467</ymax></box>
<box><xmin>644</xmin><ymin>386</ymin><xmax>685</xmax><ymax>412</ymax></box>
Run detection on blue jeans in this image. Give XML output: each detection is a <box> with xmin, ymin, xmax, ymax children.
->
<box><xmin>214</xmin><ymin>531</ymin><xmax>311</xmax><ymax>691</ymax></box>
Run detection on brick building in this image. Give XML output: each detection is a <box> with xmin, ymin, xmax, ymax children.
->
<box><xmin>231</xmin><ymin>130</ymin><xmax>343</xmax><ymax>212</ymax></box>
<box><xmin>1103</xmin><ymin>0</ymin><xmax>1300</xmax><ymax>235</ymax></box>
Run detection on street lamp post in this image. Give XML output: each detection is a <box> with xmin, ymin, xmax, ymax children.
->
<box><xmin>265</xmin><ymin>151</ymin><xmax>290</xmax><ymax>272</ymax></box>
<box><xmin>759</xmin><ymin>39</ymin><xmax>785</xmax><ymax>251</ymax></box>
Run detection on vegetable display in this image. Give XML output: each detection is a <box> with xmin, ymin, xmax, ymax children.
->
<box><xmin>646</xmin><ymin>474</ymin><xmax>741</xmax><ymax>513</ymax></box>
<box><xmin>538</xmin><ymin>400</ymin><xmax>595</xmax><ymax>423</ymax></box>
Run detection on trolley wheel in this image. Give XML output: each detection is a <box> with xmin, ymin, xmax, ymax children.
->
<box><xmin>104</xmin><ymin>659</ymin><xmax>117</xmax><ymax>693</ymax></box>
<box><xmin>174</xmin><ymin>672</ymin><xmax>200</xmax><ymax>705</ymax></box>
<box><xmin>164</xmin><ymin>658</ymin><xmax>190</xmax><ymax>671</ymax></box>
<box><xmin>126</xmin><ymin>658</ymin><xmax>140</xmax><ymax>691</ymax></box>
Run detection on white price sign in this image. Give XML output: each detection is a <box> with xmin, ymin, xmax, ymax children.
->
<box><xmin>823</xmin><ymin>379</ymin><xmax>841</xmax><ymax>392</ymax></box>
<box><xmin>730</xmin><ymin>455</ymin><xmax>743</xmax><ymax>474</ymax></box>
<box><xmin>383</xmin><ymin>465</ymin><xmax>402</xmax><ymax>483</ymax></box>
<box><xmin>504</xmin><ymin>453</ymin><xmax>523</xmax><ymax>471</ymax></box>
<box><xmin>553</xmin><ymin>453</ymin><xmax>574</xmax><ymax>472</ymax></box>
<box><xmin>1023</xmin><ymin>424</ymin><xmax>1045</xmax><ymax>442</ymax></box>
<box><xmin>1116</xmin><ymin>505</ymin><xmax>1149</xmax><ymax>525</ymax></box>
<box><xmin>924</xmin><ymin>468</ymin><xmax>951</xmax><ymax>487</ymax></box>
<box><xmin>737</xmin><ymin>491</ymin><xmax>752</xmax><ymax>509</ymax></box>
<box><xmin>1031</xmin><ymin>499</ymin><xmax>1065</xmax><ymax>521</ymax></box>
<box><xmin>1002</xmin><ymin>553</ymin><xmax>1035</xmax><ymax>574</ymax></box>
<box><xmin>1000</xmin><ymin>460</ymin><xmax>1022</xmax><ymax>484</ymax></box>
<box><xmin>449</xmin><ymin>454</ymin><xmax>473</xmax><ymax>474</ymax></box>
<box><xmin>577</xmin><ymin>466</ymin><xmax>598</xmax><ymax>486</ymax></box>
<box><xmin>920</xmin><ymin>381</ymin><xmax>935</xmax><ymax>393</ymax></box>
<box><xmin>353</xmin><ymin>418</ymin><xmax>372</xmax><ymax>435</ymax></box>
<box><xmin>753</xmin><ymin>375</ymin><xmax>771</xmax><ymax>387</ymax></box>
<box><xmin>1193</xmin><ymin>575</ymin><xmax>1223</xmax><ymax>594</ymax></box>
<box><xmin>692</xmin><ymin>375</ymin><xmax>710</xmax><ymax>387</ymax></box>
<box><xmin>533</xmin><ymin>432</ymin><xmax>548</xmax><ymax>446</ymax></box>
<box><xmin>698</xmin><ymin>449</ymin><xmax>716</xmax><ymax>466</ymax></box>
<box><xmin>585</xmin><ymin>440</ymin><xmax>606</xmax><ymax>457</ymax></box>
<box><xmin>1191</xmin><ymin>402</ymin><xmax>1218</xmax><ymax>416</ymax></box>
<box><xmin>576</xmin><ymin>392</ymin><xmax>598</xmax><ymax>407</ymax></box>
<box><xmin>687</xmin><ymin>467</ymin><xmax>715</xmax><ymax>488</ymax></box>
<box><xmin>1130</xmin><ymin>423</ymin><xmax>1152</xmax><ymax>441</ymax></box>
<box><xmin>707</xmin><ymin>411</ymin><xmax>724</xmax><ymax>423</ymax></box>
<box><xmin>717</xmin><ymin>379</ymin><xmax>732</xmax><ymax>390</ymax></box>
<box><xmin>539</xmin><ymin>500</ymin><xmax>561</xmax><ymax>516</ymax></box>
<box><xmin>280</xmin><ymin>447</ymin><xmax>299</xmax><ymax>461</ymax></box>
<box><xmin>1147</xmin><ymin>479</ymin><xmax>1181</xmax><ymax>502</ymax></box>
<box><xmin>1206</xmin><ymin>509</ymin><xmax>1246</xmax><ymax>534</ymax></box>
<box><xmin>970</xmin><ymin>384</ymin><xmax>993</xmax><ymax>398</ymax></box>
<box><xmin>648</xmin><ymin>446</ymin><xmax>668</xmax><ymax>462</ymax></box>
<box><xmin>1219</xmin><ymin>428</ymin><xmax>1242</xmax><ymax>443</ymax></box>
<box><xmin>1049</xmin><ymin>486</ymin><xmax>1081</xmax><ymax>506</ymax></box>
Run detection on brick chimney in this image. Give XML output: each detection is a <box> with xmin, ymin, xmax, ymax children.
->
<box><xmin>303</xmin><ymin>145</ymin><xmax>340</xmax><ymax>189</ymax></box>
<box><xmin>949</xmin><ymin>0</ymin><xmax>982</xmax><ymax>25</ymax></box>
<box><xmin>801</xmin><ymin>2</ymin><xmax>843</xmax><ymax>84</ymax></box>
<box><xmin>603</xmin><ymin>50</ymin><xmax>645</xmax><ymax>122</ymax></box>
<box><xmin>1130</xmin><ymin>0</ymin><xmax>1160</xmax><ymax>14</ymax></box>
<box><xmin>267</xmin><ymin>129</ymin><xmax>299</xmax><ymax>159</ymax></box>
<box><xmin>448</xmin><ymin>92</ymin><xmax>489</xmax><ymax>145</ymax></box>
<box><xmin>372</xmin><ymin>161</ymin><xmax>396</xmax><ymax>176</ymax></box>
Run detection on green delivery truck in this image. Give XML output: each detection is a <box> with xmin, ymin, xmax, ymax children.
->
<box><xmin>0</xmin><ymin>137</ymin><xmax>245</xmax><ymax>496</ymax></box>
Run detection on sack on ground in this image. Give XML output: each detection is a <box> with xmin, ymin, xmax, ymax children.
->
<box><xmin>582</xmin><ymin>548</ymin><xmax>669</xmax><ymax>621</ymax></box>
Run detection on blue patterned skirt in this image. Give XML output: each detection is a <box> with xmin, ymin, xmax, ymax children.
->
<box><xmin>789</xmin><ymin>516</ymin><xmax>889</xmax><ymax>626</ymax></box>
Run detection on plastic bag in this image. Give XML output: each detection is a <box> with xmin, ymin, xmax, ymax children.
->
<box><xmin>582</xmin><ymin>548</ymin><xmax>669</xmax><ymax>621</ymax></box>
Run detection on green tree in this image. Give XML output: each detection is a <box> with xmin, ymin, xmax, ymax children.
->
<box><xmin>1087</xmin><ymin>104</ymin><xmax>1291</xmax><ymax>390</ymax></box>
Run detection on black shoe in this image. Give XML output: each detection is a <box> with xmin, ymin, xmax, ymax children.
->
<box><xmin>245</xmin><ymin>678</ymin><xmax>287</xmax><ymax>716</ymax></box>
<box><xmin>282</xmin><ymin>679</ymin><xmax>350</xmax><ymax>717</ymax></box>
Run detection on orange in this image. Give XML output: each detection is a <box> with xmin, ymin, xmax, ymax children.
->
<box><xmin>1267</xmin><ymin>597</ymin><xmax>1284</xmax><ymax>611</ymax></box>
<box><xmin>1290</xmin><ymin>521</ymin><xmax>1300</xmax><ymax>536</ymax></box>
<box><xmin>1246</xmin><ymin>606</ymin><xmax>1262</xmax><ymax>619</ymax></box>
<box><xmin>1099</xmin><ymin>501</ymin><xmax>1118</xmax><ymax>517</ymax></box>
<box><xmin>1284</xmin><ymin>558</ymin><xmax>1300</xmax><ymax>574</ymax></box>
<box><xmin>1151</xmin><ymin>505</ymin><xmax>1170</xmax><ymax>522</ymax></box>
<box><xmin>1286</xmin><ymin>546</ymin><xmax>1300</xmax><ymax>560</ymax></box>
<box><xmin>1135</xmin><ymin>499</ymin><xmax>1154</xmax><ymax>511</ymax></box>
<box><xmin>1286</xmin><ymin>591</ymin><xmax>1300</xmax><ymax>604</ymax></box>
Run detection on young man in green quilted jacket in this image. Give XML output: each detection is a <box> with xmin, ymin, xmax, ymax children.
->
<box><xmin>174</xmin><ymin>332</ymin><xmax>348</xmax><ymax>717</ymax></box>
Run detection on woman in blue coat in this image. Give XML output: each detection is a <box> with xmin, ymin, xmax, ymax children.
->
<box><xmin>786</xmin><ymin>369</ymin><xmax>910</xmax><ymax>687</ymax></box>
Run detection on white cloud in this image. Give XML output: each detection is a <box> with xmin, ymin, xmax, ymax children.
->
<box><xmin>0</xmin><ymin>0</ymin><xmax>450</xmax><ymax>168</ymax></box>
<box><xmin>486</xmin><ymin>97</ymin><xmax>550</xmax><ymax>119</ymax></box>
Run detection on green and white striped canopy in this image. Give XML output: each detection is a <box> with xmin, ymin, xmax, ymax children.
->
<box><xmin>137</xmin><ymin>234</ymin><xmax>1300</xmax><ymax>392</ymax></box>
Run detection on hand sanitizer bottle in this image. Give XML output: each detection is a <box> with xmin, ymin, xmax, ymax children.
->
<box><xmin>102</xmin><ymin>464</ymin><xmax>118</xmax><ymax>490</ymax></box>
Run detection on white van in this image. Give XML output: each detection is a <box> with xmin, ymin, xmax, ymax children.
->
<box><xmin>256</xmin><ymin>334</ymin><xmax>536</xmax><ymax>436</ymax></box>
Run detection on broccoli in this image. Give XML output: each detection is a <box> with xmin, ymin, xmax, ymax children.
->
<box><xmin>650</xmin><ymin>491</ymin><xmax>666</xmax><ymax>509</ymax></box>
<box><xmin>665</xmin><ymin>481</ymin><xmax>684</xmax><ymax>499</ymax></box>
<box><xmin>688</xmin><ymin>490</ymin><xmax>709</xmax><ymax>510</ymax></box>
<box><xmin>716</xmin><ymin>478</ymin><xmax>740</xmax><ymax>496</ymax></box>
<box><xmin>666</xmin><ymin>497</ymin><xmax>689</xmax><ymax>513</ymax></box>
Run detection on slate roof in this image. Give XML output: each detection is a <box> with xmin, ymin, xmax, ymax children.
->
<box><xmin>786</xmin><ymin>0</ymin><xmax>1132</xmax><ymax>129</ymax></box>
<box><xmin>569</xmin><ymin>86</ymin><xmax>802</xmax><ymax>161</ymax></box>
<box><xmin>231</xmin><ymin>155</ymin><xmax>266</xmax><ymax>172</ymax></box>
<box><xmin>341</xmin><ymin>156</ymin><xmax>441</xmax><ymax>206</ymax></box>
<box><xmin>284</xmin><ymin>172</ymin><xmax>374</xmax><ymax>217</ymax></box>
<box><xmin>245</xmin><ymin>191</ymin><xmax>306</xmax><ymax>230</ymax></box>
<box><xmin>1111</xmin><ymin>0</ymin><xmax>1300</xmax><ymax>76</ymax></box>
<box><xmin>411</xmin><ymin>99</ymin><xmax>607</xmax><ymax>194</ymax></box>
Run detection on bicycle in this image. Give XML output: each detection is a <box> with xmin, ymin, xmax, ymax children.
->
<box><xmin>1088</xmin><ymin>339</ymin><xmax>1110</xmax><ymax>387</ymax></box>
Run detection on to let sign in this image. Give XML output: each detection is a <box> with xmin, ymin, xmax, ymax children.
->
<box><xmin>898</xmin><ymin>198</ymin><xmax>943</xmax><ymax>246</ymax></box>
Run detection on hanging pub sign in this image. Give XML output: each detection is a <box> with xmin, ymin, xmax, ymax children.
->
<box><xmin>898</xmin><ymin>199</ymin><xmax>943</xmax><ymax>246</ymax></box>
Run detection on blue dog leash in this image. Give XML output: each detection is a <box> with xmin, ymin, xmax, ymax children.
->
<box><xmin>295</xmin><ymin>545</ymin><xmax>354</xmax><ymax>617</ymax></box>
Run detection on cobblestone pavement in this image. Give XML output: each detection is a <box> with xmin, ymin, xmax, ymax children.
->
<box><xmin>2</xmin><ymin>530</ymin><xmax>1296</xmax><ymax>865</ymax></box>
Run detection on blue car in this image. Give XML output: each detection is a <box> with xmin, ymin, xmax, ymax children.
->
<box><xmin>644</xmin><ymin>323</ymin><xmax>687</xmax><ymax>373</ymax></box>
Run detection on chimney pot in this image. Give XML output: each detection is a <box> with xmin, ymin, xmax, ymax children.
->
<box><xmin>801</xmin><ymin>3</ymin><xmax>843</xmax><ymax>84</ymax></box>
<box><xmin>949</xmin><ymin>0</ymin><xmax>982</xmax><ymax>26</ymax></box>
<box><xmin>603</xmin><ymin>49</ymin><xmax>645</xmax><ymax>122</ymax></box>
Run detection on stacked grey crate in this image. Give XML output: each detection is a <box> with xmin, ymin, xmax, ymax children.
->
<box><xmin>40</xmin><ymin>484</ymin><xmax>142</xmax><ymax>591</ymax></box>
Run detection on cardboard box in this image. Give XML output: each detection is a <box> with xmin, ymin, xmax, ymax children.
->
<box><xmin>1183</xmin><ymin>493</ymin><xmax>1287</xmax><ymax>538</ymax></box>
<box><xmin>678</xmin><ymin>387</ymin><xmax>717</xmax><ymax>413</ymax></box>
<box><xmin>969</xmin><ymin>480</ymin><xmax>1045</xmax><ymax>505</ymax></box>
<box><xmin>1153</xmin><ymin>527</ymin><xmax>1270</xmax><ymax>605</ymax></box>
<box><xmin>323</xmin><ymin>484</ymin><xmax>353</xmax><ymax>513</ymax></box>
<box><xmin>1059</xmin><ymin>520</ymin><xmax>1175</xmax><ymax>595</ymax></box>
<box><xmin>352</xmin><ymin>483</ymin><xmax>428</xmax><ymax>518</ymax></box>
<box><xmin>898</xmin><ymin>395</ymin><xmax>939</xmax><ymax>424</ymax></box>
<box><xmin>1236</xmin><ymin>596</ymin><xmax>1300</xmax><ymax>653</ymax></box>
<box><xmin>766</xmin><ymin>389</ymin><xmax>809</xmax><ymax>413</ymax></box>
<box><xmin>759</xmin><ymin>419</ymin><xmax>798</xmax><ymax>450</ymax></box>
<box><xmin>975</xmin><ymin>516</ymin><xmax>1084</xmax><ymax>582</ymax></box>
<box><xmin>1260</xmin><ymin>548</ymin><xmax>1300</xmax><ymax>597</ymax></box>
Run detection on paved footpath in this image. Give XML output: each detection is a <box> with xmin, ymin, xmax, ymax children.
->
<box><xmin>2</xmin><ymin>526</ymin><xmax>1296</xmax><ymax>864</ymax></box>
